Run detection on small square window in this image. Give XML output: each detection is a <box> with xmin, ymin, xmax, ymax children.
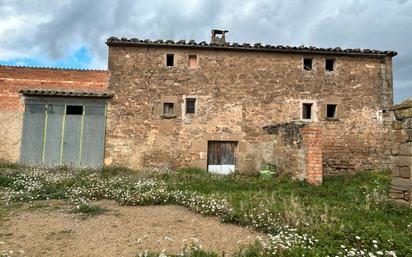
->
<box><xmin>188</xmin><ymin>55</ymin><xmax>198</xmax><ymax>68</ymax></box>
<box><xmin>326</xmin><ymin>104</ymin><xmax>337</xmax><ymax>118</ymax></box>
<box><xmin>163</xmin><ymin>102</ymin><xmax>174</xmax><ymax>115</ymax></box>
<box><xmin>302</xmin><ymin>103</ymin><xmax>313</xmax><ymax>120</ymax></box>
<box><xmin>326</xmin><ymin>59</ymin><xmax>335</xmax><ymax>71</ymax></box>
<box><xmin>166</xmin><ymin>54</ymin><xmax>174</xmax><ymax>66</ymax></box>
<box><xmin>186</xmin><ymin>98</ymin><xmax>196</xmax><ymax>114</ymax></box>
<box><xmin>303</xmin><ymin>58</ymin><xmax>313</xmax><ymax>71</ymax></box>
<box><xmin>66</xmin><ymin>105</ymin><xmax>83</xmax><ymax>115</ymax></box>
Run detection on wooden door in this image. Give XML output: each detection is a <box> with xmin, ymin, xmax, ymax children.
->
<box><xmin>207</xmin><ymin>141</ymin><xmax>237</xmax><ymax>174</ymax></box>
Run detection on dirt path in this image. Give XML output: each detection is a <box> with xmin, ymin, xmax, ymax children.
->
<box><xmin>0</xmin><ymin>200</ymin><xmax>262</xmax><ymax>257</ymax></box>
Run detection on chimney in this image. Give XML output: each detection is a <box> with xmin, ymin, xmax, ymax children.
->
<box><xmin>211</xmin><ymin>29</ymin><xmax>228</xmax><ymax>45</ymax></box>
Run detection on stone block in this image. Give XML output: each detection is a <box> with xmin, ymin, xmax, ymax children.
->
<box><xmin>389</xmin><ymin>188</ymin><xmax>405</xmax><ymax>199</ymax></box>
<box><xmin>401</xmin><ymin>118</ymin><xmax>412</xmax><ymax>129</ymax></box>
<box><xmin>393</xmin><ymin>108</ymin><xmax>412</xmax><ymax>120</ymax></box>
<box><xmin>391</xmin><ymin>177</ymin><xmax>411</xmax><ymax>190</ymax></box>
<box><xmin>391</xmin><ymin>143</ymin><xmax>400</xmax><ymax>155</ymax></box>
<box><xmin>398</xmin><ymin>167</ymin><xmax>411</xmax><ymax>179</ymax></box>
<box><xmin>393</xmin><ymin>156</ymin><xmax>411</xmax><ymax>168</ymax></box>
<box><xmin>191</xmin><ymin>139</ymin><xmax>206</xmax><ymax>151</ymax></box>
<box><xmin>394</xmin><ymin>130</ymin><xmax>409</xmax><ymax>143</ymax></box>
<box><xmin>392</xmin><ymin>121</ymin><xmax>402</xmax><ymax>130</ymax></box>
<box><xmin>392</xmin><ymin>167</ymin><xmax>400</xmax><ymax>177</ymax></box>
<box><xmin>399</xmin><ymin>142</ymin><xmax>412</xmax><ymax>156</ymax></box>
<box><xmin>407</xmin><ymin>129</ymin><xmax>412</xmax><ymax>142</ymax></box>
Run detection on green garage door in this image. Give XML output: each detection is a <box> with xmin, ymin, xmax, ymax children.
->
<box><xmin>20</xmin><ymin>99</ymin><xmax>107</xmax><ymax>168</ymax></box>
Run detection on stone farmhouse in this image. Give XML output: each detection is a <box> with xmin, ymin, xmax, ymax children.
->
<box><xmin>0</xmin><ymin>30</ymin><xmax>398</xmax><ymax>184</ymax></box>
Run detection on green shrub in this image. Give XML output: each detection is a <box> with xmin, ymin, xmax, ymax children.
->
<box><xmin>71</xmin><ymin>203</ymin><xmax>107</xmax><ymax>216</ymax></box>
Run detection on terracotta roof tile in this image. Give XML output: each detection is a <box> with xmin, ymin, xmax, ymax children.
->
<box><xmin>19</xmin><ymin>89</ymin><xmax>114</xmax><ymax>98</ymax></box>
<box><xmin>106</xmin><ymin>37</ymin><xmax>397</xmax><ymax>57</ymax></box>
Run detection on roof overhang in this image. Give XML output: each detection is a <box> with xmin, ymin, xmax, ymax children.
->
<box><xmin>106</xmin><ymin>37</ymin><xmax>397</xmax><ymax>58</ymax></box>
<box><xmin>19</xmin><ymin>89</ymin><xmax>114</xmax><ymax>98</ymax></box>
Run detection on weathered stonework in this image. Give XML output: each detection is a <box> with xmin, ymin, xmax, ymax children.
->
<box><xmin>0</xmin><ymin>34</ymin><xmax>396</xmax><ymax>181</ymax></box>
<box><xmin>105</xmin><ymin>38</ymin><xmax>395</xmax><ymax>177</ymax></box>
<box><xmin>0</xmin><ymin>111</ymin><xmax>23</xmax><ymax>162</ymax></box>
<box><xmin>389</xmin><ymin>99</ymin><xmax>412</xmax><ymax>206</ymax></box>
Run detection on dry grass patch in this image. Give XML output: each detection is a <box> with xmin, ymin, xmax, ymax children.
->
<box><xmin>0</xmin><ymin>200</ymin><xmax>262</xmax><ymax>257</ymax></box>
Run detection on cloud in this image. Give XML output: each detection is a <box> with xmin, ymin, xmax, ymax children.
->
<box><xmin>0</xmin><ymin>0</ymin><xmax>410</xmax><ymax>102</ymax></box>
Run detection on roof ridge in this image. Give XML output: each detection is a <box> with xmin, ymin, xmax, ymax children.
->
<box><xmin>105</xmin><ymin>37</ymin><xmax>397</xmax><ymax>57</ymax></box>
<box><xmin>0</xmin><ymin>64</ymin><xmax>107</xmax><ymax>72</ymax></box>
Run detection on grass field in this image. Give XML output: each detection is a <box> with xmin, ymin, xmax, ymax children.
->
<box><xmin>0</xmin><ymin>164</ymin><xmax>411</xmax><ymax>257</ymax></box>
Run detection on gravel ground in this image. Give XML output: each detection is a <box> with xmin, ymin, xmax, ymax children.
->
<box><xmin>0</xmin><ymin>200</ymin><xmax>262</xmax><ymax>257</ymax></box>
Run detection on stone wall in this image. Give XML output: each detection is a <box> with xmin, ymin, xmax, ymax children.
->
<box><xmin>390</xmin><ymin>99</ymin><xmax>412</xmax><ymax>206</ymax></box>
<box><xmin>0</xmin><ymin>112</ymin><xmax>23</xmax><ymax>163</ymax></box>
<box><xmin>106</xmin><ymin>45</ymin><xmax>393</xmax><ymax>175</ymax></box>
<box><xmin>0</xmin><ymin>65</ymin><xmax>108</xmax><ymax>163</ymax></box>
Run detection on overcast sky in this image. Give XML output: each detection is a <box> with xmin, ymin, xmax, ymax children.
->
<box><xmin>0</xmin><ymin>0</ymin><xmax>410</xmax><ymax>103</ymax></box>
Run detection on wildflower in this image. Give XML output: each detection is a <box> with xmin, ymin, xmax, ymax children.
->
<box><xmin>386</xmin><ymin>251</ymin><xmax>397</xmax><ymax>257</ymax></box>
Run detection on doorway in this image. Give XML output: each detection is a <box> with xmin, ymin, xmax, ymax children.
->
<box><xmin>20</xmin><ymin>97</ymin><xmax>107</xmax><ymax>168</ymax></box>
<box><xmin>207</xmin><ymin>141</ymin><xmax>237</xmax><ymax>174</ymax></box>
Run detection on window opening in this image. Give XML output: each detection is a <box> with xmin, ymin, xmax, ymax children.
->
<box><xmin>163</xmin><ymin>102</ymin><xmax>174</xmax><ymax>115</ymax></box>
<box><xmin>186</xmin><ymin>98</ymin><xmax>196</xmax><ymax>114</ymax></box>
<box><xmin>66</xmin><ymin>105</ymin><xmax>83</xmax><ymax>115</ymax></box>
<box><xmin>166</xmin><ymin>54</ymin><xmax>174</xmax><ymax>66</ymax></box>
<box><xmin>188</xmin><ymin>55</ymin><xmax>198</xmax><ymax>68</ymax></box>
<box><xmin>302</xmin><ymin>103</ymin><xmax>313</xmax><ymax>120</ymax></box>
<box><xmin>326</xmin><ymin>104</ymin><xmax>337</xmax><ymax>118</ymax></box>
<box><xmin>303</xmin><ymin>58</ymin><xmax>313</xmax><ymax>71</ymax></box>
<box><xmin>326</xmin><ymin>59</ymin><xmax>335</xmax><ymax>71</ymax></box>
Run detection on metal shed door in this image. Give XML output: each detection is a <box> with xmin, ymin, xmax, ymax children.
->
<box><xmin>20</xmin><ymin>102</ymin><xmax>107</xmax><ymax>168</ymax></box>
<box><xmin>20</xmin><ymin>104</ymin><xmax>46</xmax><ymax>165</ymax></box>
<box><xmin>62</xmin><ymin>107</ymin><xmax>83</xmax><ymax>166</ymax></box>
<box><xmin>80</xmin><ymin>106</ymin><xmax>106</xmax><ymax>168</ymax></box>
<box><xmin>43</xmin><ymin>105</ymin><xmax>64</xmax><ymax>166</ymax></box>
<box><xmin>207</xmin><ymin>141</ymin><xmax>237</xmax><ymax>175</ymax></box>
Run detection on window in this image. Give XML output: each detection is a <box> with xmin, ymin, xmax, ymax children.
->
<box><xmin>66</xmin><ymin>105</ymin><xmax>83</xmax><ymax>115</ymax></box>
<box><xmin>186</xmin><ymin>98</ymin><xmax>196</xmax><ymax>114</ymax></box>
<box><xmin>188</xmin><ymin>55</ymin><xmax>197</xmax><ymax>68</ymax></box>
<box><xmin>302</xmin><ymin>103</ymin><xmax>313</xmax><ymax>120</ymax></box>
<box><xmin>188</xmin><ymin>55</ymin><xmax>198</xmax><ymax>68</ymax></box>
<box><xmin>303</xmin><ymin>58</ymin><xmax>313</xmax><ymax>71</ymax></box>
<box><xmin>166</xmin><ymin>54</ymin><xmax>174</xmax><ymax>66</ymax></box>
<box><xmin>326</xmin><ymin>104</ymin><xmax>337</xmax><ymax>118</ymax></box>
<box><xmin>325</xmin><ymin>59</ymin><xmax>335</xmax><ymax>71</ymax></box>
<box><xmin>163</xmin><ymin>102</ymin><xmax>174</xmax><ymax>115</ymax></box>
